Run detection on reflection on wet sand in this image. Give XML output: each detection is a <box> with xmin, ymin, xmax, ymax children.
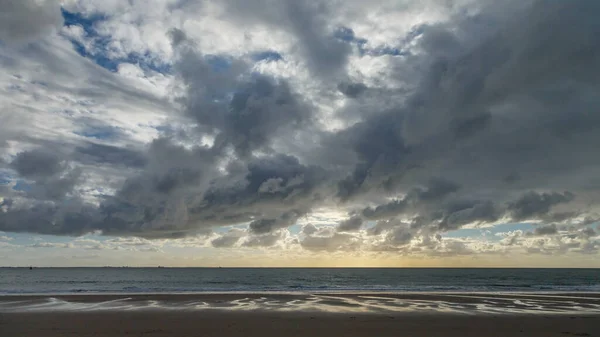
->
<box><xmin>2</xmin><ymin>293</ymin><xmax>600</xmax><ymax>315</ymax></box>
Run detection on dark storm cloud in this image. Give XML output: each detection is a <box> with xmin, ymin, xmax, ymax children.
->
<box><xmin>2</xmin><ymin>0</ymin><xmax>600</xmax><ymax>251</ymax></box>
<box><xmin>362</xmin><ymin>179</ymin><xmax>460</xmax><ymax>221</ymax></box>
<box><xmin>9</xmin><ymin>150</ymin><xmax>64</xmax><ymax>179</ymax></box>
<box><xmin>249</xmin><ymin>211</ymin><xmax>301</xmax><ymax>234</ymax></box>
<box><xmin>438</xmin><ymin>201</ymin><xmax>499</xmax><ymax>231</ymax></box>
<box><xmin>0</xmin><ymin>200</ymin><xmax>99</xmax><ymax>236</ymax></box>
<box><xmin>7</xmin><ymin>150</ymin><xmax>83</xmax><ymax>202</ymax></box>
<box><xmin>362</xmin><ymin>199</ymin><xmax>408</xmax><ymax>221</ymax></box>
<box><xmin>175</xmin><ymin>37</ymin><xmax>313</xmax><ymax>157</ymax></box>
<box><xmin>508</xmin><ymin>192</ymin><xmax>575</xmax><ymax>221</ymax></box>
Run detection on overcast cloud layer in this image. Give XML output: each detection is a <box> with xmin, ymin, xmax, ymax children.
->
<box><xmin>0</xmin><ymin>0</ymin><xmax>599</xmax><ymax>260</ymax></box>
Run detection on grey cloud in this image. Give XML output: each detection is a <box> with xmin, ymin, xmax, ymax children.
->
<box><xmin>302</xmin><ymin>224</ymin><xmax>318</xmax><ymax>236</ymax></box>
<box><xmin>362</xmin><ymin>179</ymin><xmax>459</xmax><ymax>221</ymax></box>
<box><xmin>337</xmin><ymin>217</ymin><xmax>363</xmax><ymax>232</ymax></box>
<box><xmin>249</xmin><ymin>210</ymin><xmax>303</xmax><ymax>234</ymax></box>
<box><xmin>0</xmin><ymin>0</ymin><xmax>63</xmax><ymax>43</ymax></box>
<box><xmin>176</xmin><ymin>41</ymin><xmax>313</xmax><ymax>157</ymax></box>
<box><xmin>338</xmin><ymin>82</ymin><xmax>367</xmax><ymax>98</ymax></box>
<box><xmin>74</xmin><ymin>143</ymin><xmax>147</xmax><ymax>168</ymax></box>
<box><xmin>221</xmin><ymin>0</ymin><xmax>352</xmax><ymax>80</ymax></box>
<box><xmin>167</xmin><ymin>28</ymin><xmax>187</xmax><ymax>47</ymax></box>
<box><xmin>3</xmin><ymin>0</ymin><xmax>600</xmax><ymax>253</ymax></box>
<box><xmin>283</xmin><ymin>1</ymin><xmax>351</xmax><ymax>79</ymax></box>
<box><xmin>8</xmin><ymin>150</ymin><xmax>82</xmax><ymax>201</ymax></box>
<box><xmin>580</xmin><ymin>227</ymin><xmax>597</xmax><ymax>238</ymax></box>
<box><xmin>243</xmin><ymin>232</ymin><xmax>283</xmax><ymax>247</ymax></box>
<box><xmin>414</xmin><ymin>178</ymin><xmax>461</xmax><ymax>202</ymax></box>
<box><xmin>385</xmin><ymin>226</ymin><xmax>413</xmax><ymax>246</ymax></box>
<box><xmin>439</xmin><ymin>201</ymin><xmax>499</xmax><ymax>231</ymax></box>
<box><xmin>367</xmin><ymin>219</ymin><xmax>403</xmax><ymax>236</ymax></box>
<box><xmin>211</xmin><ymin>230</ymin><xmax>244</xmax><ymax>248</ymax></box>
<box><xmin>508</xmin><ymin>192</ymin><xmax>575</xmax><ymax>221</ymax></box>
<box><xmin>300</xmin><ymin>232</ymin><xmax>359</xmax><ymax>252</ymax></box>
<box><xmin>363</xmin><ymin>199</ymin><xmax>408</xmax><ymax>221</ymax></box>
<box><xmin>0</xmin><ymin>200</ymin><xmax>99</xmax><ymax>236</ymax></box>
<box><xmin>10</xmin><ymin>150</ymin><xmax>65</xmax><ymax>179</ymax></box>
<box><xmin>331</xmin><ymin>0</ymin><xmax>600</xmax><ymax>236</ymax></box>
<box><xmin>532</xmin><ymin>224</ymin><xmax>558</xmax><ymax>236</ymax></box>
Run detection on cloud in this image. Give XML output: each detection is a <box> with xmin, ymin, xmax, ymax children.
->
<box><xmin>243</xmin><ymin>231</ymin><xmax>285</xmax><ymax>247</ymax></box>
<box><xmin>508</xmin><ymin>192</ymin><xmax>575</xmax><ymax>221</ymax></box>
<box><xmin>29</xmin><ymin>242</ymin><xmax>73</xmax><ymax>249</ymax></box>
<box><xmin>532</xmin><ymin>224</ymin><xmax>558</xmax><ymax>236</ymax></box>
<box><xmin>0</xmin><ymin>0</ymin><xmax>63</xmax><ymax>43</ymax></box>
<box><xmin>337</xmin><ymin>217</ymin><xmax>363</xmax><ymax>232</ymax></box>
<box><xmin>0</xmin><ymin>0</ymin><xmax>599</xmax><ymax>260</ymax></box>
<box><xmin>211</xmin><ymin>229</ymin><xmax>245</xmax><ymax>248</ymax></box>
<box><xmin>10</xmin><ymin>150</ymin><xmax>66</xmax><ymax>179</ymax></box>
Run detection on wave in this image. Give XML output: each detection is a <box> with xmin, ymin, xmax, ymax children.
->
<box><xmin>3</xmin><ymin>284</ymin><xmax>600</xmax><ymax>296</ymax></box>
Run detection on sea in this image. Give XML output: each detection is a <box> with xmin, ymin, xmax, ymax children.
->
<box><xmin>1</xmin><ymin>268</ymin><xmax>599</xmax><ymax>295</ymax></box>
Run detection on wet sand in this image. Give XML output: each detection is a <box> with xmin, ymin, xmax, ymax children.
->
<box><xmin>2</xmin><ymin>310</ymin><xmax>600</xmax><ymax>337</ymax></box>
<box><xmin>1</xmin><ymin>293</ymin><xmax>600</xmax><ymax>336</ymax></box>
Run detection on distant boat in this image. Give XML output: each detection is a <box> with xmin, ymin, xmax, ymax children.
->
<box><xmin>29</xmin><ymin>266</ymin><xmax>33</xmax><ymax>270</ymax></box>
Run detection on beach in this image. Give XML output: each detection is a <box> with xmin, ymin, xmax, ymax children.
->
<box><xmin>1</xmin><ymin>293</ymin><xmax>600</xmax><ymax>336</ymax></box>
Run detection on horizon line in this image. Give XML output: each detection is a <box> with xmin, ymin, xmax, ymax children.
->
<box><xmin>3</xmin><ymin>266</ymin><xmax>600</xmax><ymax>269</ymax></box>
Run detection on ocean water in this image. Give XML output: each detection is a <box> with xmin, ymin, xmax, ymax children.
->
<box><xmin>1</xmin><ymin>268</ymin><xmax>599</xmax><ymax>295</ymax></box>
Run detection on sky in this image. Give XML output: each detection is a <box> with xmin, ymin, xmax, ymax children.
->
<box><xmin>0</xmin><ymin>0</ymin><xmax>599</xmax><ymax>267</ymax></box>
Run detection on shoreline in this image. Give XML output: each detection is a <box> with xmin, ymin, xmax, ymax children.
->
<box><xmin>2</xmin><ymin>292</ymin><xmax>600</xmax><ymax>316</ymax></box>
<box><xmin>2</xmin><ymin>293</ymin><xmax>599</xmax><ymax>336</ymax></box>
<box><xmin>3</xmin><ymin>290</ymin><xmax>600</xmax><ymax>296</ymax></box>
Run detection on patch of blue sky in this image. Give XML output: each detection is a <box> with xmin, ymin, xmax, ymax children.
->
<box><xmin>146</xmin><ymin>124</ymin><xmax>174</xmax><ymax>135</ymax></box>
<box><xmin>444</xmin><ymin>223</ymin><xmax>536</xmax><ymax>240</ymax></box>
<box><xmin>61</xmin><ymin>9</ymin><xmax>172</xmax><ymax>74</ymax></box>
<box><xmin>367</xmin><ymin>46</ymin><xmax>407</xmax><ymax>57</ymax></box>
<box><xmin>334</xmin><ymin>27</ymin><xmax>367</xmax><ymax>44</ymax></box>
<box><xmin>61</xmin><ymin>8</ymin><xmax>108</xmax><ymax>30</ymax></box>
<box><xmin>252</xmin><ymin>51</ymin><xmax>283</xmax><ymax>62</ymax></box>
<box><xmin>334</xmin><ymin>26</ymin><xmax>406</xmax><ymax>57</ymax></box>
<box><xmin>287</xmin><ymin>224</ymin><xmax>302</xmax><ymax>235</ymax></box>
<box><xmin>1</xmin><ymin>233</ymin><xmax>34</xmax><ymax>246</ymax></box>
<box><xmin>0</xmin><ymin>172</ymin><xmax>11</xmax><ymax>185</ymax></box>
<box><xmin>74</xmin><ymin>126</ymin><xmax>121</xmax><ymax>140</ymax></box>
<box><xmin>12</xmin><ymin>180</ymin><xmax>31</xmax><ymax>192</ymax></box>
<box><xmin>0</xmin><ymin>232</ymin><xmax>65</xmax><ymax>248</ymax></box>
<box><xmin>126</xmin><ymin>51</ymin><xmax>173</xmax><ymax>74</ymax></box>
<box><xmin>205</xmin><ymin>55</ymin><xmax>232</xmax><ymax>73</ymax></box>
